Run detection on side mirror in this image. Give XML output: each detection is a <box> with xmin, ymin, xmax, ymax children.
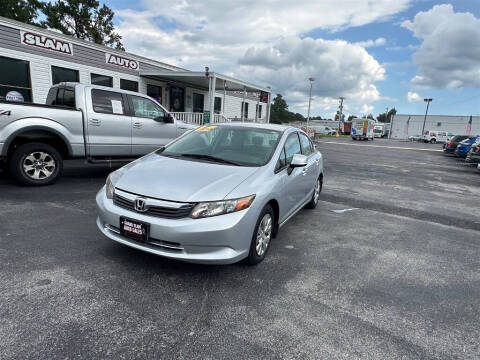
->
<box><xmin>163</xmin><ymin>113</ymin><xmax>175</xmax><ymax>123</ymax></box>
<box><xmin>288</xmin><ymin>154</ymin><xmax>307</xmax><ymax>174</ymax></box>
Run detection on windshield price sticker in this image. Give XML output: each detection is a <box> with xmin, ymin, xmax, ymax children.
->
<box><xmin>195</xmin><ymin>125</ymin><xmax>217</xmax><ymax>132</ymax></box>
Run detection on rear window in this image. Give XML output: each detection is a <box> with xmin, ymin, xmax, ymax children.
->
<box><xmin>452</xmin><ymin>136</ymin><xmax>468</xmax><ymax>142</ymax></box>
<box><xmin>92</xmin><ymin>89</ymin><xmax>125</xmax><ymax>115</ymax></box>
<box><xmin>45</xmin><ymin>86</ymin><xmax>75</xmax><ymax>108</ymax></box>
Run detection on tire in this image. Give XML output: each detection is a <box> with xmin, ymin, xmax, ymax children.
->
<box><xmin>430</xmin><ymin>138</ymin><xmax>436</xmax><ymax>144</ymax></box>
<box><xmin>247</xmin><ymin>204</ymin><xmax>274</xmax><ymax>265</ymax></box>
<box><xmin>9</xmin><ymin>142</ymin><xmax>63</xmax><ymax>186</ymax></box>
<box><xmin>306</xmin><ymin>175</ymin><xmax>322</xmax><ymax>209</ymax></box>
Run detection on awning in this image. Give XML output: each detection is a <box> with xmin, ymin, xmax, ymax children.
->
<box><xmin>139</xmin><ymin>70</ymin><xmax>271</xmax><ymax>93</ymax></box>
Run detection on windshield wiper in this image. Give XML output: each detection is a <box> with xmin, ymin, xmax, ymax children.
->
<box><xmin>179</xmin><ymin>153</ymin><xmax>242</xmax><ymax>166</ymax></box>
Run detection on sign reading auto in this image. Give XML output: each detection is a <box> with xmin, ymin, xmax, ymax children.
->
<box><xmin>105</xmin><ymin>53</ymin><xmax>139</xmax><ymax>71</ymax></box>
<box><xmin>20</xmin><ymin>30</ymin><xmax>73</xmax><ymax>55</ymax></box>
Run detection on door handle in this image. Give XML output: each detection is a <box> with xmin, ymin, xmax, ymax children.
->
<box><xmin>302</xmin><ymin>168</ymin><xmax>308</xmax><ymax>176</ymax></box>
<box><xmin>133</xmin><ymin>122</ymin><xmax>142</xmax><ymax>129</ymax></box>
<box><xmin>0</xmin><ymin>110</ymin><xmax>11</xmax><ymax>116</ymax></box>
<box><xmin>89</xmin><ymin>118</ymin><xmax>101</xmax><ymax>126</ymax></box>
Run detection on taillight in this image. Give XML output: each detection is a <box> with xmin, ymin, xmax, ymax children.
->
<box><xmin>474</xmin><ymin>146</ymin><xmax>480</xmax><ymax>153</ymax></box>
<box><xmin>448</xmin><ymin>141</ymin><xmax>454</xmax><ymax>147</ymax></box>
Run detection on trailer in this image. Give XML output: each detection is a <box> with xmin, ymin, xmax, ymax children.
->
<box><xmin>351</xmin><ymin>119</ymin><xmax>375</xmax><ymax>140</ymax></box>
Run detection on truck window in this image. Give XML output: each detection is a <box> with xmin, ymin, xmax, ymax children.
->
<box><xmin>131</xmin><ymin>96</ymin><xmax>165</xmax><ymax>119</ymax></box>
<box><xmin>92</xmin><ymin>89</ymin><xmax>125</xmax><ymax>115</ymax></box>
<box><xmin>46</xmin><ymin>88</ymin><xmax>58</xmax><ymax>106</ymax></box>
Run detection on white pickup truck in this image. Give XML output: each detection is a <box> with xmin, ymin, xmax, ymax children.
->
<box><xmin>0</xmin><ymin>83</ymin><xmax>195</xmax><ymax>185</ymax></box>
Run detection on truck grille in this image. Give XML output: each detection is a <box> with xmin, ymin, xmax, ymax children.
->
<box><xmin>113</xmin><ymin>193</ymin><xmax>194</xmax><ymax>219</ymax></box>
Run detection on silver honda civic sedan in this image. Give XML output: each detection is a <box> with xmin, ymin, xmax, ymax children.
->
<box><xmin>96</xmin><ymin>123</ymin><xmax>323</xmax><ymax>265</ymax></box>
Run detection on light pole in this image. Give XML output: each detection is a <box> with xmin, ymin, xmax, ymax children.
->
<box><xmin>421</xmin><ymin>98</ymin><xmax>433</xmax><ymax>137</ymax></box>
<box><xmin>306</xmin><ymin>77</ymin><xmax>314</xmax><ymax>135</ymax></box>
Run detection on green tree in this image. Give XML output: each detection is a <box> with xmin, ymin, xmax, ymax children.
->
<box><xmin>0</xmin><ymin>0</ymin><xmax>42</xmax><ymax>25</ymax></box>
<box><xmin>347</xmin><ymin>115</ymin><xmax>357</xmax><ymax>121</ymax></box>
<box><xmin>376</xmin><ymin>108</ymin><xmax>396</xmax><ymax>123</ymax></box>
<box><xmin>270</xmin><ymin>94</ymin><xmax>289</xmax><ymax>124</ymax></box>
<box><xmin>41</xmin><ymin>0</ymin><xmax>124</xmax><ymax>49</ymax></box>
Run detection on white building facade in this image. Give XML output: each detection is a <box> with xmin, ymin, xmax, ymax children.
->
<box><xmin>390</xmin><ymin>114</ymin><xmax>480</xmax><ymax>139</ymax></box>
<box><xmin>0</xmin><ymin>17</ymin><xmax>271</xmax><ymax>124</ymax></box>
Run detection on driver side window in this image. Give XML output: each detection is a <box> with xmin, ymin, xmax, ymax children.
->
<box><xmin>131</xmin><ymin>96</ymin><xmax>165</xmax><ymax>119</ymax></box>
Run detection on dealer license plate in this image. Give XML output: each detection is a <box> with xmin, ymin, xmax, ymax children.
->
<box><xmin>120</xmin><ymin>217</ymin><xmax>149</xmax><ymax>242</ymax></box>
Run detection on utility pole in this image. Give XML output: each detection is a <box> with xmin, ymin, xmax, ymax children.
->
<box><xmin>338</xmin><ymin>97</ymin><xmax>345</xmax><ymax>135</ymax></box>
<box><xmin>306</xmin><ymin>77</ymin><xmax>314</xmax><ymax>135</ymax></box>
<box><xmin>421</xmin><ymin>98</ymin><xmax>433</xmax><ymax>136</ymax></box>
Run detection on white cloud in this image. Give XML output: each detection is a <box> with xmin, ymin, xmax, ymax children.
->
<box><xmin>360</xmin><ymin>104</ymin><xmax>374</xmax><ymax>114</ymax></box>
<box><xmin>402</xmin><ymin>4</ymin><xmax>480</xmax><ymax>88</ymax></box>
<box><xmin>407</xmin><ymin>91</ymin><xmax>422</xmax><ymax>102</ymax></box>
<box><xmin>355</xmin><ymin>37</ymin><xmax>386</xmax><ymax>48</ymax></box>
<box><xmin>115</xmin><ymin>0</ymin><xmax>410</xmax><ymax>114</ymax></box>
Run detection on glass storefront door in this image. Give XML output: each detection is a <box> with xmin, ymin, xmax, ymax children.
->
<box><xmin>169</xmin><ymin>86</ymin><xmax>185</xmax><ymax>112</ymax></box>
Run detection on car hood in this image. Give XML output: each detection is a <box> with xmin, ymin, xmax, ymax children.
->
<box><xmin>114</xmin><ymin>153</ymin><xmax>259</xmax><ymax>202</ymax></box>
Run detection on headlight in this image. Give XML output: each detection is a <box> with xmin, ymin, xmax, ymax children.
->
<box><xmin>106</xmin><ymin>174</ymin><xmax>115</xmax><ymax>199</ymax></box>
<box><xmin>190</xmin><ymin>195</ymin><xmax>255</xmax><ymax>219</ymax></box>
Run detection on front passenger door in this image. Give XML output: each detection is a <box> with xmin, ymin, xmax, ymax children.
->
<box><xmin>130</xmin><ymin>95</ymin><xmax>177</xmax><ymax>156</ymax></box>
<box><xmin>299</xmin><ymin>133</ymin><xmax>318</xmax><ymax>201</ymax></box>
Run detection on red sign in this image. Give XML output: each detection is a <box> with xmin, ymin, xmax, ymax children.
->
<box><xmin>259</xmin><ymin>91</ymin><xmax>269</xmax><ymax>103</ymax></box>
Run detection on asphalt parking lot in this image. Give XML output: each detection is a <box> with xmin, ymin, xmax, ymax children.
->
<box><xmin>1</xmin><ymin>138</ymin><xmax>479</xmax><ymax>359</ymax></box>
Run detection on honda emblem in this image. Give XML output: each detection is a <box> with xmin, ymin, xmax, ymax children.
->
<box><xmin>134</xmin><ymin>198</ymin><xmax>148</xmax><ymax>212</ymax></box>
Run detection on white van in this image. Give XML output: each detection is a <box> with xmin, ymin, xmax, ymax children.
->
<box><xmin>422</xmin><ymin>130</ymin><xmax>454</xmax><ymax>143</ymax></box>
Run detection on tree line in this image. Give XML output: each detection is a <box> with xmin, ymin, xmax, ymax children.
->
<box><xmin>270</xmin><ymin>93</ymin><xmax>396</xmax><ymax>124</ymax></box>
<box><xmin>1</xmin><ymin>0</ymin><xmax>123</xmax><ymax>49</ymax></box>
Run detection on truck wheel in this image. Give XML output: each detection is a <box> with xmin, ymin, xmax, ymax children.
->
<box><xmin>9</xmin><ymin>143</ymin><xmax>63</xmax><ymax>186</ymax></box>
<box><xmin>430</xmin><ymin>138</ymin><xmax>436</xmax><ymax>144</ymax></box>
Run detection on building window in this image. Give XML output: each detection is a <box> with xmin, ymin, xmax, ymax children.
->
<box><xmin>214</xmin><ymin>97</ymin><xmax>222</xmax><ymax>114</ymax></box>
<box><xmin>256</xmin><ymin>104</ymin><xmax>262</xmax><ymax>118</ymax></box>
<box><xmin>193</xmin><ymin>93</ymin><xmax>204</xmax><ymax>113</ymax></box>
<box><xmin>120</xmin><ymin>79</ymin><xmax>138</xmax><ymax>92</ymax></box>
<box><xmin>52</xmin><ymin>65</ymin><xmax>79</xmax><ymax>85</ymax></box>
<box><xmin>147</xmin><ymin>84</ymin><xmax>162</xmax><ymax>104</ymax></box>
<box><xmin>169</xmin><ymin>86</ymin><xmax>185</xmax><ymax>112</ymax></box>
<box><xmin>242</xmin><ymin>102</ymin><xmax>249</xmax><ymax>119</ymax></box>
<box><xmin>91</xmin><ymin>73</ymin><xmax>113</xmax><ymax>87</ymax></box>
<box><xmin>0</xmin><ymin>56</ymin><xmax>32</xmax><ymax>102</ymax></box>
<box><xmin>91</xmin><ymin>89</ymin><xmax>125</xmax><ymax>114</ymax></box>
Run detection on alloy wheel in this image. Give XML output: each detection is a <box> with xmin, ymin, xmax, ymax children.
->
<box><xmin>313</xmin><ymin>179</ymin><xmax>321</xmax><ymax>204</ymax></box>
<box><xmin>255</xmin><ymin>213</ymin><xmax>272</xmax><ymax>256</ymax></box>
<box><xmin>23</xmin><ymin>151</ymin><xmax>56</xmax><ymax>180</ymax></box>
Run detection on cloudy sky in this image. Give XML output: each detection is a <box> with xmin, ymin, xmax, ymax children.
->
<box><xmin>109</xmin><ymin>0</ymin><xmax>480</xmax><ymax>118</ymax></box>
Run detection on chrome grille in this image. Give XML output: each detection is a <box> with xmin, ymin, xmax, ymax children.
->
<box><xmin>113</xmin><ymin>192</ymin><xmax>194</xmax><ymax>219</ymax></box>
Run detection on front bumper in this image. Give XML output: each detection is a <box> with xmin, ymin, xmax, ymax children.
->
<box><xmin>465</xmin><ymin>153</ymin><xmax>480</xmax><ymax>164</ymax></box>
<box><xmin>96</xmin><ymin>187</ymin><xmax>259</xmax><ymax>264</ymax></box>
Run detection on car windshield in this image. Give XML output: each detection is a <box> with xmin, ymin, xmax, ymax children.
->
<box><xmin>158</xmin><ymin>125</ymin><xmax>281</xmax><ymax>166</ymax></box>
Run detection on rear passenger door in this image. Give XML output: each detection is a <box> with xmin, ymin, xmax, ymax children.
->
<box><xmin>87</xmin><ymin>88</ymin><xmax>132</xmax><ymax>156</ymax></box>
<box><xmin>129</xmin><ymin>95</ymin><xmax>177</xmax><ymax>156</ymax></box>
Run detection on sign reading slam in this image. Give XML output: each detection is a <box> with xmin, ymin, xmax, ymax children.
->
<box><xmin>20</xmin><ymin>31</ymin><xmax>73</xmax><ymax>55</ymax></box>
<box><xmin>105</xmin><ymin>53</ymin><xmax>139</xmax><ymax>71</ymax></box>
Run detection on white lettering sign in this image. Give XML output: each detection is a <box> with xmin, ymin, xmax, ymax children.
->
<box><xmin>105</xmin><ymin>53</ymin><xmax>139</xmax><ymax>71</ymax></box>
<box><xmin>20</xmin><ymin>30</ymin><xmax>73</xmax><ymax>55</ymax></box>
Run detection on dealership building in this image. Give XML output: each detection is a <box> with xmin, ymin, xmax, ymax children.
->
<box><xmin>0</xmin><ymin>16</ymin><xmax>271</xmax><ymax>124</ymax></box>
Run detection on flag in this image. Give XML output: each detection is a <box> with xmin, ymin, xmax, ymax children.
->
<box><xmin>466</xmin><ymin>115</ymin><xmax>472</xmax><ymax>135</ymax></box>
<box><xmin>404</xmin><ymin>116</ymin><xmax>411</xmax><ymax>135</ymax></box>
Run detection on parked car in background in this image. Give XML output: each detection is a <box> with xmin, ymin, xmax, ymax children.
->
<box><xmin>465</xmin><ymin>138</ymin><xmax>480</xmax><ymax>164</ymax></box>
<box><xmin>96</xmin><ymin>123</ymin><xmax>324</xmax><ymax>265</ymax></box>
<box><xmin>454</xmin><ymin>136</ymin><xmax>479</xmax><ymax>158</ymax></box>
<box><xmin>422</xmin><ymin>130</ymin><xmax>454</xmax><ymax>143</ymax></box>
<box><xmin>443</xmin><ymin>135</ymin><xmax>471</xmax><ymax>154</ymax></box>
<box><xmin>408</xmin><ymin>134</ymin><xmax>422</xmax><ymax>141</ymax></box>
<box><xmin>0</xmin><ymin>83</ymin><xmax>195</xmax><ymax>185</ymax></box>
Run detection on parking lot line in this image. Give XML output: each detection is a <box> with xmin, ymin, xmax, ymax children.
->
<box><xmin>321</xmin><ymin>141</ymin><xmax>443</xmax><ymax>152</ymax></box>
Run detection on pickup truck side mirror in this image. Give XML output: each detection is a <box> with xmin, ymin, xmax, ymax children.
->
<box><xmin>163</xmin><ymin>113</ymin><xmax>174</xmax><ymax>123</ymax></box>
